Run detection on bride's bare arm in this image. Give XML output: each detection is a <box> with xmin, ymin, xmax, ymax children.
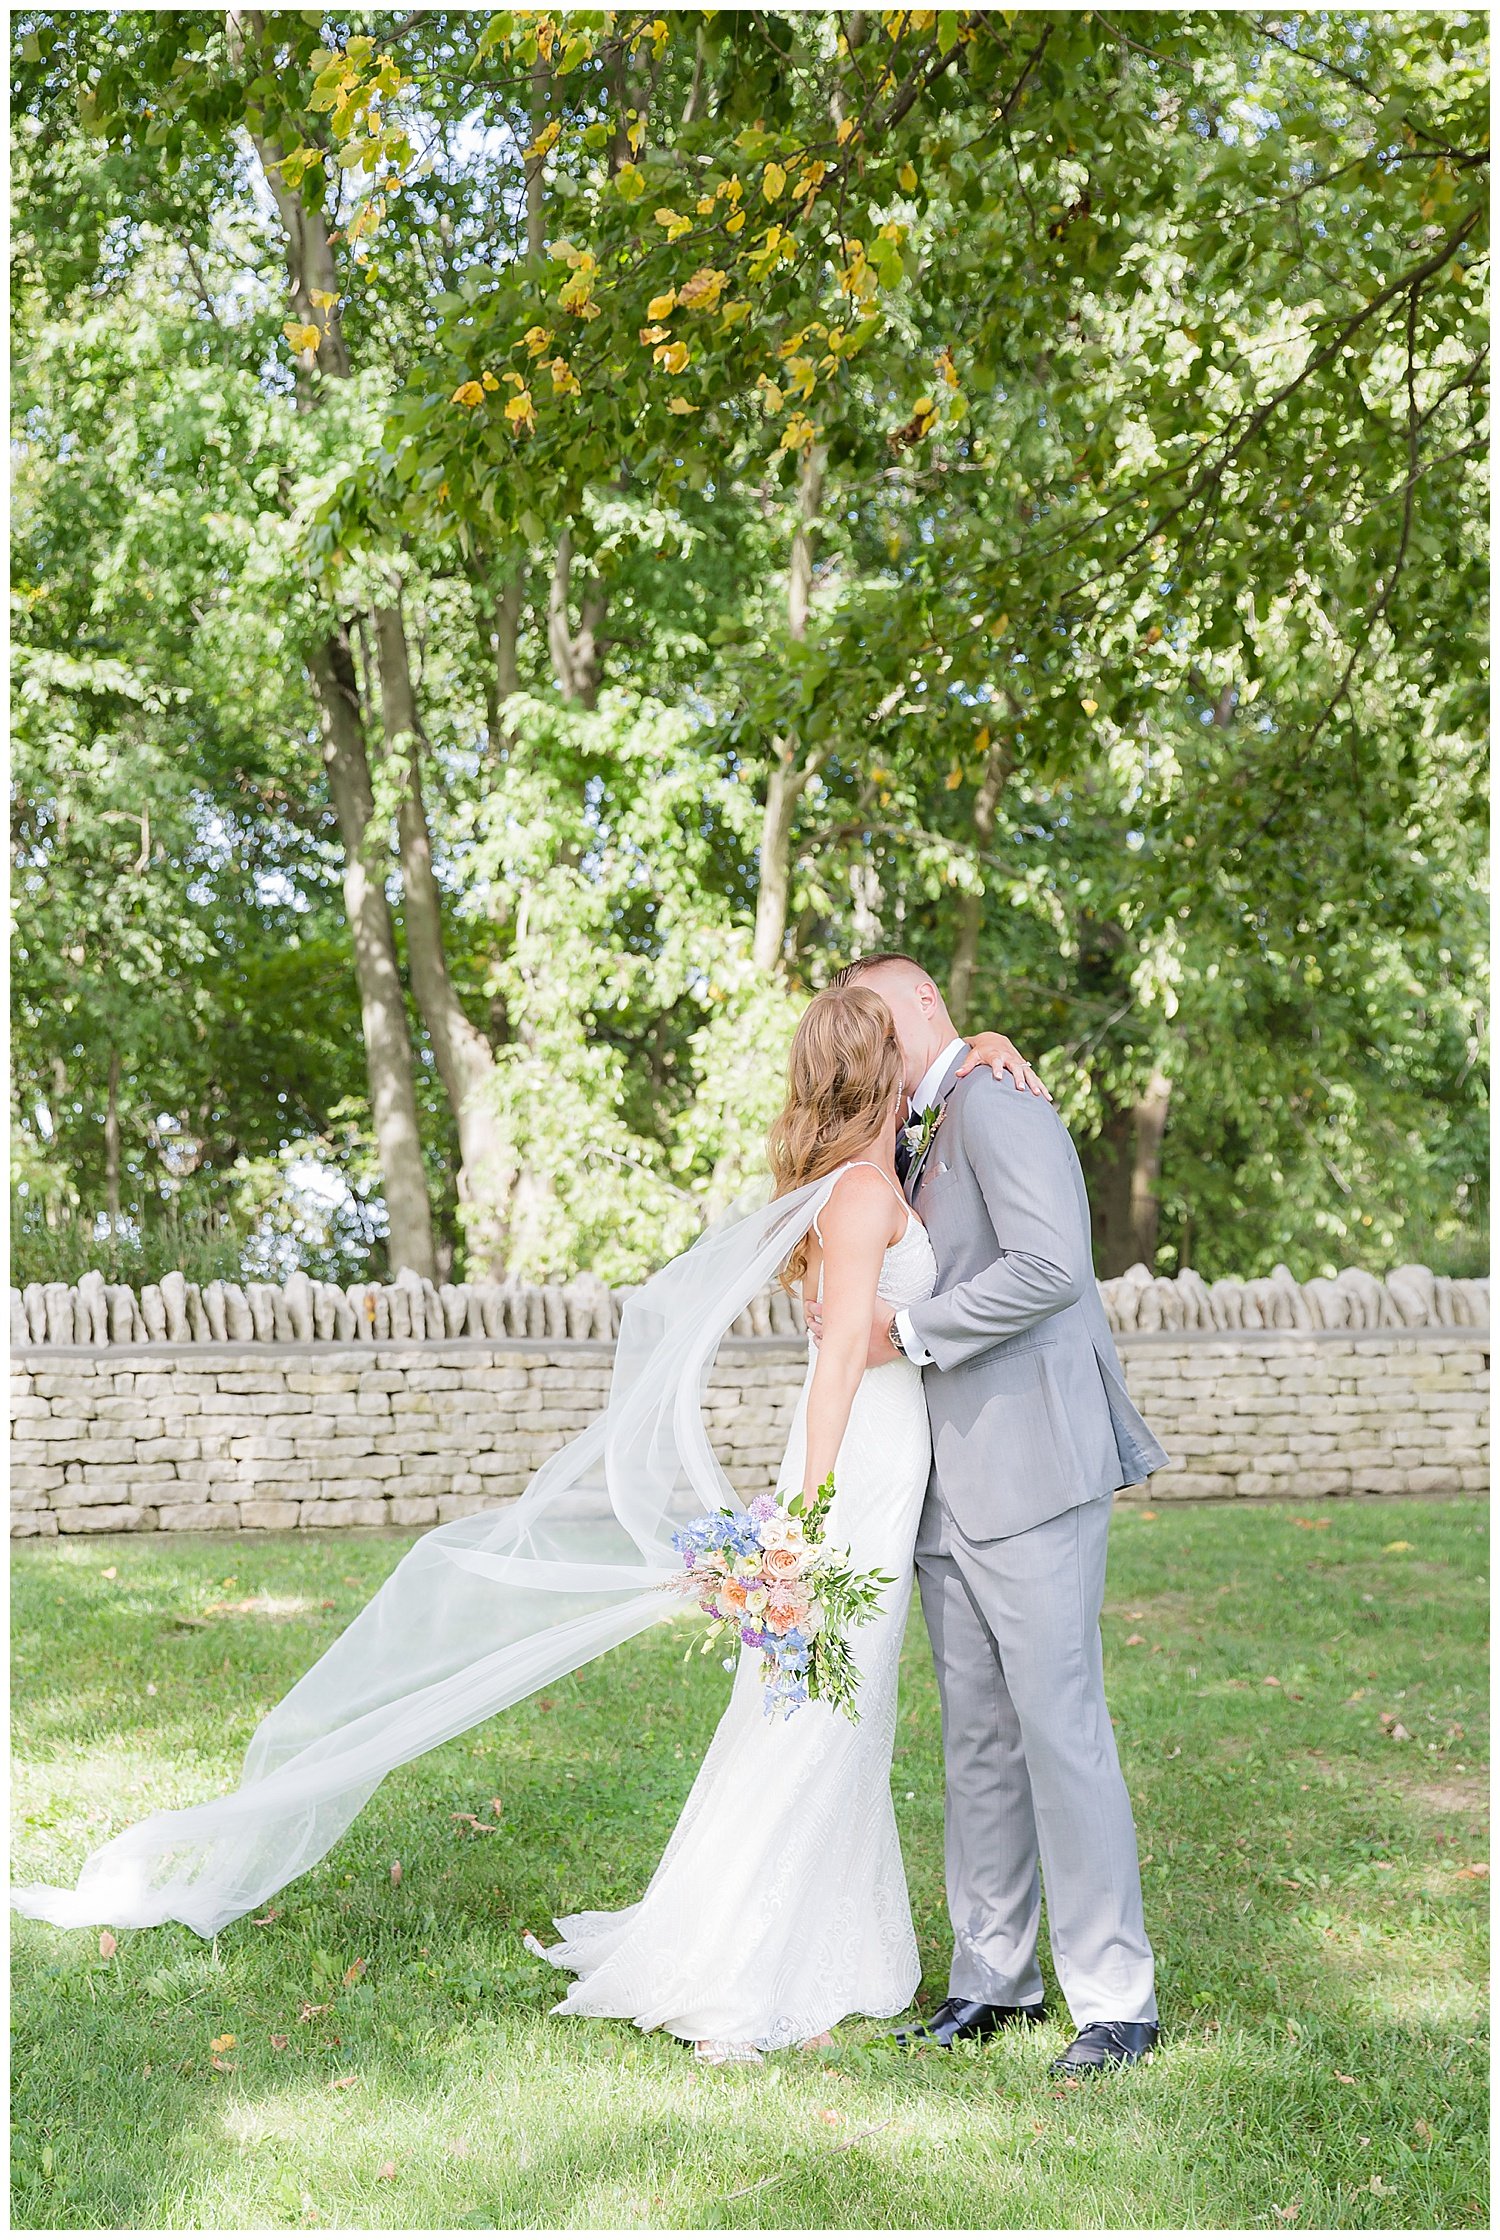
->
<box><xmin>800</xmin><ymin>1169</ymin><xmax>900</xmax><ymax>1499</ymax></box>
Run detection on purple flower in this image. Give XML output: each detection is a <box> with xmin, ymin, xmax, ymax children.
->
<box><xmin>740</xmin><ymin>1623</ymin><xmax>765</xmax><ymax>1647</ymax></box>
<box><xmin>749</xmin><ymin>1493</ymin><xmax>778</xmax><ymax>1522</ymax></box>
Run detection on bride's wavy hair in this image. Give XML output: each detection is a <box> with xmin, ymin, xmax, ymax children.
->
<box><xmin>768</xmin><ymin>982</ymin><xmax>905</xmax><ymax>1290</ymax></box>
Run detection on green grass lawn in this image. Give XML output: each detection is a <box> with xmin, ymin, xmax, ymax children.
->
<box><xmin>11</xmin><ymin>1495</ymin><xmax>1488</xmax><ymax>2231</ymax></box>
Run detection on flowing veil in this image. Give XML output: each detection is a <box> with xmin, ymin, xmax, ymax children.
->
<box><xmin>11</xmin><ymin>1171</ymin><xmax>843</xmax><ymax>1937</ymax></box>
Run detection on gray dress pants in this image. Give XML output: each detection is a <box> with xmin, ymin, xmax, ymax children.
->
<box><xmin>913</xmin><ymin>1487</ymin><xmax>1158</xmax><ymax>2026</ymax></box>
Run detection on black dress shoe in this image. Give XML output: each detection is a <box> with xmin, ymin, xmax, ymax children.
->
<box><xmin>891</xmin><ymin>1996</ymin><xmax>1047</xmax><ymax>2049</ymax></box>
<box><xmin>1050</xmin><ymin>2019</ymin><xmax>1160</xmax><ymax>2074</ymax></box>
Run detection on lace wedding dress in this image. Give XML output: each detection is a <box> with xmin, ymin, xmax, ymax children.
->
<box><xmin>528</xmin><ymin>1175</ymin><xmax>937</xmax><ymax>2055</ymax></box>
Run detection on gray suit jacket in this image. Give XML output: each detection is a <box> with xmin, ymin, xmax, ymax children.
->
<box><xmin>904</xmin><ymin>1054</ymin><xmax>1170</xmax><ymax>1541</ymax></box>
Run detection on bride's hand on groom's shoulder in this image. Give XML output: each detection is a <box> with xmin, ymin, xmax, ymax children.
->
<box><xmin>957</xmin><ymin>1032</ymin><xmax>1053</xmax><ymax>1100</ymax></box>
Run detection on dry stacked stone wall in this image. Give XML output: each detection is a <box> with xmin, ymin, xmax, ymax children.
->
<box><xmin>9</xmin><ymin>1266</ymin><xmax>1487</xmax><ymax>1538</ymax></box>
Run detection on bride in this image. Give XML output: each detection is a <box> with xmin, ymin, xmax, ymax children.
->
<box><xmin>12</xmin><ymin>989</ymin><xmax>1027</xmax><ymax>2061</ymax></box>
<box><xmin>527</xmin><ymin>979</ymin><xmax>936</xmax><ymax>2062</ymax></box>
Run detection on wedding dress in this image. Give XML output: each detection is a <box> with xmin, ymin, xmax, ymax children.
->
<box><xmin>528</xmin><ymin>1168</ymin><xmax>937</xmax><ymax>2054</ymax></box>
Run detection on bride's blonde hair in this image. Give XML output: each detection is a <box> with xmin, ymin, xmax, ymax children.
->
<box><xmin>768</xmin><ymin>981</ymin><xmax>905</xmax><ymax>1290</ymax></box>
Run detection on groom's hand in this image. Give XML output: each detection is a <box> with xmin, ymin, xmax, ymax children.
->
<box><xmin>867</xmin><ymin>1296</ymin><xmax>901</xmax><ymax>1366</ymax></box>
<box><xmin>803</xmin><ymin>1295</ymin><xmax>902</xmax><ymax>1367</ymax></box>
<box><xmin>957</xmin><ymin>1031</ymin><xmax>1053</xmax><ymax>1101</ymax></box>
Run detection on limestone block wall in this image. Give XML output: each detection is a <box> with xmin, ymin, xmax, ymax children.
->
<box><xmin>10</xmin><ymin>1327</ymin><xmax>1487</xmax><ymax>1538</ymax></box>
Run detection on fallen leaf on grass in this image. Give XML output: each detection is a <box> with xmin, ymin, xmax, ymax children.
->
<box><xmin>1139</xmin><ymin>1510</ymin><xmax>1158</xmax><ymax>1521</ymax></box>
<box><xmin>253</xmin><ymin>1908</ymin><xmax>280</xmax><ymax>1926</ymax></box>
<box><xmin>1456</xmin><ymin>1862</ymin><xmax>1489</xmax><ymax>1879</ymax></box>
<box><xmin>1125</xmin><ymin>1634</ymin><xmax>1146</xmax><ymax>1647</ymax></box>
<box><xmin>1333</xmin><ymin>2070</ymin><xmax>1358</xmax><ymax>2084</ymax></box>
<box><xmin>1378</xmin><ymin>1713</ymin><xmax>1412</xmax><ymax>1741</ymax></box>
<box><xmin>817</xmin><ymin>2108</ymin><xmax>842</xmax><ymax>2125</ymax></box>
<box><xmin>1271</xmin><ymin>2202</ymin><xmax>1301</xmax><ymax>2223</ymax></box>
<box><xmin>1414</xmin><ymin>2119</ymin><xmax>1434</xmax><ymax>2143</ymax></box>
<box><xmin>99</xmin><ymin>1930</ymin><xmax>117</xmax><ymax>1959</ymax></box>
<box><xmin>299</xmin><ymin>2001</ymin><xmax>333</xmax><ymax>2021</ymax></box>
<box><xmin>1262</xmin><ymin>1675</ymin><xmax>1282</xmax><ymax>1687</ymax></box>
<box><xmin>210</xmin><ymin>2055</ymin><xmax>236</xmax><ymax>2073</ymax></box>
<box><xmin>390</xmin><ymin>1861</ymin><xmax>403</xmax><ymax>1886</ymax></box>
<box><xmin>270</xmin><ymin>2034</ymin><xmax>289</xmax><ymax>2051</ymax></box>
<box><xmin>1382</xmin><ymin>1541</ymin><xmax>1413</xmax><ymax>1553</ymax></box>
<box><xmin>377</xmin><ymin>2162</ymin><xmax>397</xmax><ymax>2182</ymax></box>
<box><xmin>450</xmin><ymin>1813</ymin><xmax>500</xmax><ymax>1835</ymax></box>
<box><xmin>343</xmin><ymin>1957</ymin><xmax>367</xmax><ymax>1985</ymax></box>
<box><xmin>102</xmin><ymin>1565</ymin><xmax>118</xmax><ymax>1578</ymax></box>
<box><xmin>330</xmin><ymin>2074</ymin><xmax>358</xmax><ymax>2091</ymax></box>
<box><xmin>210</xmin><ymin>2034</ymin><xmax>236</xmax><ymax>2053</ymax></box>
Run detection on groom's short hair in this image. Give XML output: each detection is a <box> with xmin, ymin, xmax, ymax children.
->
<box><xmin>831</xmin><ymin>951</ymin><xmax>930</xmax><ymax>990</ymax></box>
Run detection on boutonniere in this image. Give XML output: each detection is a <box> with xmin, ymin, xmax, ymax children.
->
<box><xmin>901</xmin><ymin>1104</ymin><xmax>943</xmax><ymax>1163</ymax></box>
<box><xmin>900</xmin><ymin>1101</ymin><xmax>946</xmax><ymax>1191</ymax></box>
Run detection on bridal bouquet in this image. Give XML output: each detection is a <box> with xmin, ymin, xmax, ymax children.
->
<box><xmin>670</xmin><ymin>1473</ymin><xmax>892</xmax><ymax>1723</ymax></box>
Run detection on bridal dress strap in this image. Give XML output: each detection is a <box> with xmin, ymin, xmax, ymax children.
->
<box><xmin>810</xmin><ymin>1159</ymin><xmax>910</xmax><ymax>1249</ymax></box>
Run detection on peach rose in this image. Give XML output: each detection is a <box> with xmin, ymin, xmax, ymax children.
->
<box><xmin>720</xmin><ymin>1578</ymin><xmax>748</xmax><ymax>1613</ymax></box>
<box><xmin>764</xmin><ymin>1543</ymin><xmax>805</xmax><ymax>1580</ymax></box>
<box><xmin>764</xmin><ymin>1585</ymin><xmax>811</xmax><ymax>1634</ymax></box>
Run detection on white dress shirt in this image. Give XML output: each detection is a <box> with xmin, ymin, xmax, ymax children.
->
<box><xmin>893</xmin><ymin>1036</ymin><xmax>968</xmax><ymax>1365</ymax></box>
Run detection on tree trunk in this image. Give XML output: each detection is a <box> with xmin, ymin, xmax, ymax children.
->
<box><xmin>1086</xmin><ymin>1069</ymin><xmax>1174</xmax><ymax>1276</ymax></box>
<box><xmin>374</xmin><ymin>598</ymin><xmax>513</xmax><ymax>1276</ymax></box>
<box><xmin>467</xmin><ymin>557</ymin><xmax>523</xmax><ymax>760</ymax></box>
<box><xmin>103</xmin><ymin>1046</ymin><xmax>122</xmax><ymax>1234</ymax></box>
<box><xmin>752</xmin><ymin>445</ymin><xmax>827</xmax><ymax>974</ymax></box>
<box><xmin>948</xmin><ymin>732</ymin><xmax>1014</xmax><ymax>1020</ymax></box>
<box><xmin>547</xmin><ymin>527</ymin><xmax>607</xmax><ymax>708</ymax></box>
<box><xmin>308</xmin><ymin>628</ymin><xmax>437</xmax><ymax>1279</ymax></box>
<box><xmin>226</xmin><ymin>13</ymin><xmax>437</xmax><ymax>1273</ymax></box>
<box><xmin>1128</xmin><ymin>1066</ymin><xmax>1173</xmax><ymax>1268</ymax></box>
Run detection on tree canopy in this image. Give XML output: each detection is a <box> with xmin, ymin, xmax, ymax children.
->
<box><xmin>12</xmin><ymin>8</ymin><xmax>1488</xmax><ymax>1288</ymax></box>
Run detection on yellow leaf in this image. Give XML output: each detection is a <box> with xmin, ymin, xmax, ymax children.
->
<box><xmin>655</xmin><ymin>206</ymin><xmax>691</xmax><ymax>240</ymax></box>
<box><xmin>450</xmin><ymin>380</ymin><xmax>485</xmax><ymax>407</ymax></box>
<box><xmin>282</xmin><ymin>320</ymin><xmax>321</xmax><ymax>354</ymax></box>
<box><xmin>655</xmin><ymin>339</ymin><xmax>690</xmax><ymax>374</ymax></box>
<box><xmin>1081</xmin><ymin>697</ymin><xmax>1098</xmax><ymax>716</ymax></box>
<box><xmin>615</xmin><ymin>162</ymin><xmax>644</xmax><ymax>200</ymax></box>
<box><xmin>502</xmin><ymin>370</ymin><xmax>526</xmax><ymax>387</ymax></box>
<box><xmin>1383</xmin><ymin>1539</ymin><xmax>1413</xmax><ymax>1552</ymax></box>
<box><xmin>638</xmin><ymin>323</ymin><xmax>671</xmax><ymax>346</ymax></box>
<box><xmin>549</xmin><ymin>358</ymin><xmax>581</xmax><ymax>396</ymax></box>
<box><xmin>667</xmin><ymin>396</ymin><xmax>697</xmax><ymax>414</ymax></box>
<box><xmin>946</xmin><ymin>765</ymin><xmax>963</xmax><ymax>791</ymax></box>
<box><xmin>210</xmin><ymin>2034</ymin><xmax>237</xmax><ymax>2053</ymax></box>
<box><xmin>836</xmin><ymin>117</ymin><xmax>856</xmax><ymax>144</ymax></box>
<box><xmin>678</xmin><ymin>266</ymin><xmax>727</xmax><ymax>309</ymax></box>
<box><xmin>525</xmin><ymin>117</ymin><xmax>560</xmax><ymax>161</ymax></box>
<box><xmin>898</xmin><ymin>161</ymin><xmax>918</xmax><ymax>192</ymax></box>
<box><xmin>720</xmin><ymin>299</ymin><xmax>751</xmax><ymax>327</ymax></box>
<box><xmin>763</xmin><ymin>160</ymin><xmax>786</xmax><ymax>202</ymax></box>
<box><xmin>975</xmin><ymin>724</ymin><xmax>991</xmax><ymax>754</ymax></box>
<box><xmin>480</xmin><ymin>369</ymin><xmax>499</xmax><ymax>390</ymax></box>
<box><xmin>647</xmin><ymin>290</ymin><xmax>677</xmax><ymax>320</ymax></box>
<box><xmin>696</xmin><ymin>195</ymin><xmax>715</xmax><ymax>215</ymax></box>
<box><xmin>523</xmin><ymin>325</ymin><xmax>554</xmax><ymax>355</ymax></box>
<box><xmin>504</xmin><ymin>390</ymin><xmax>535</xmax><ymax>426</ymax></box>
<box><xmin>725</xmin><ymin>209</ymin><xmax>746</xmax><ymax>234</ymax></box>
<box><xmin>913</xmin><ymin>394</ymin><xmax>934</xmax><ymax>415</ymax></box>
<box><xmin>308</xmin><ymin>288</ymin><xmax>340</xmax><ymax>309</ymax></box>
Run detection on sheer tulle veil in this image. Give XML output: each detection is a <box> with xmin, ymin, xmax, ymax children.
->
<box><xmin>11</xmin><ymin>1171</ymin><xmax>845</xmax><ymax>1937</ymax></box>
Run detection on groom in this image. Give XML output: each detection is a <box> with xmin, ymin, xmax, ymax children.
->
<box><xmin>814</xmin><ymin>953</ymin><xmax>1170</xmax><ymax>2076</ymax></box>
